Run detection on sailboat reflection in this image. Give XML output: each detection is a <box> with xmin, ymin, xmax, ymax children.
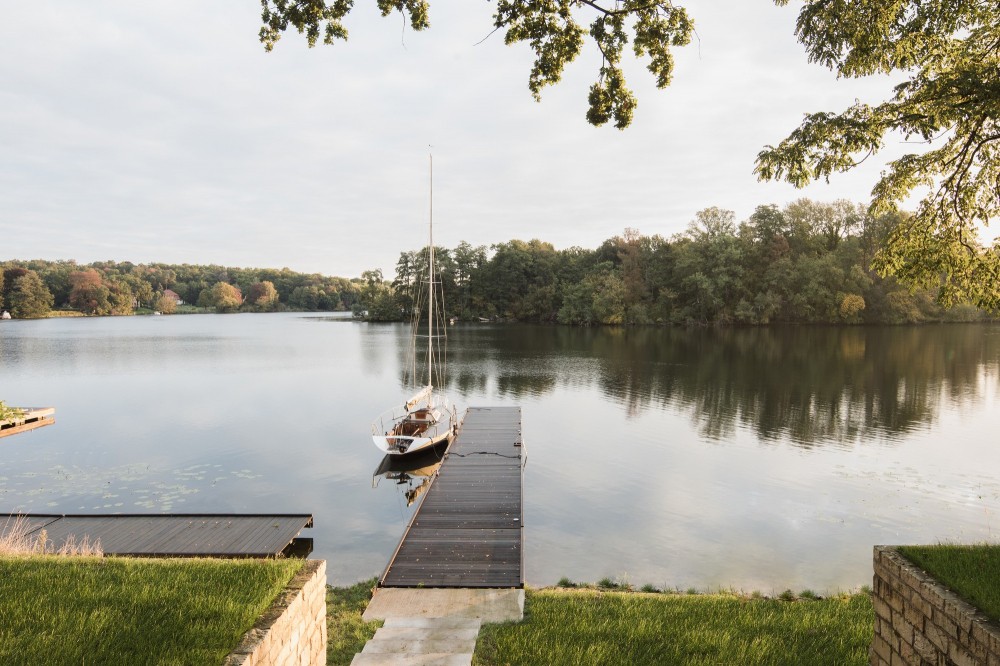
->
<box><xmin>371</xmin><ymin>443</ymin><xmax>448</xmax><ymax>506</ymax></box>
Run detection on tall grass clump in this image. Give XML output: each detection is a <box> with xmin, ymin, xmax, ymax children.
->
<box><xmin>0</xmin><ymin>515</ymin><xmax>103</xmax><ymax>556</ymax></box>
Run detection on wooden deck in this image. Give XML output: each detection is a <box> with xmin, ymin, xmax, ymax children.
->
<box><xmin>380</xmin><ymin>406</ymin><xmax>524</xmax><ymax>588</ymax></box>
<box><xmin>0</xmin><ymin>513</ymin><xmax>314</xmax><ymax>557</ymax></box>
<box><xmin>0</xmin><ymin>407</ymin><xmax>55</xmax><ymax>439</ymax></box>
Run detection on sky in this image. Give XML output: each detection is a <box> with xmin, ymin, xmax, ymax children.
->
<box><xmin>1</xmin><ymin>0</ymin><xmax>913</xmax><ymax>279</ymax></box>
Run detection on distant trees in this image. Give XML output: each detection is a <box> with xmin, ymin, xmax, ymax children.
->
<box><xmin>354</xmin><ymin>198</ymin><xmax>992</xmax><ymax>327</ymax></box>
<box><xmin>7</xmin><ymin>271</ymin><xmax>53</xmax><ymax>318</ymax></box>
<box><xmin>246</xmin><ymin>281</ymin><xmax>279</xmax><ymax>311</ymax></box>
<box><xmin>3</xmin><ymin>195</ymin><xmax>995</xmax><ymax>325</ymax></box>
<box><xmin>154</xmin><ymin>292</ymin><xmax>178</xmax><ymax>314</ymax></box>
<box><xmin>199</xmin><ymin>282</ymin><xmax>243</xmax><ymax>312</ymax></box>
<box><xmin>0</xmin><ymin>259</ymin><xmax>359</xmax><ymax>316</ymax></box>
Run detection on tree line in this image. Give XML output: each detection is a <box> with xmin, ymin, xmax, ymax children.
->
<box><xmin>2</xmin><ymin>198</ymin><xmax>993</xmax><ymax>324</ymax></box>
<box><xmin>359</xmin><ymin>199</ymin><xmax>991</xmax><ymax>326</ymax></box>
<box><xmin>0</xmin><ymin>261</ymin><xmax>362</xmax><ymax>318</ymax></box>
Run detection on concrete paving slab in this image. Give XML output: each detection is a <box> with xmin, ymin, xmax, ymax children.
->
<box><xmin>373</xmin><ymin>626</ymin><xmax>481</xmax><ymax>641</ymax></box>
<box><xmin>362</xmin><ymin>638</ymin><xmax>478</xmax><ymax>654</ymax></box>
<box><xmin>350</xmin><ymin>653</ymin><xmax>472</xmax><ymax>666</ymax></box>
<box><xmin>363</xmin><ymin>588</ymin><xmax>524</xmax><ymax>623</ymax></box>
<box><xmin>382</xmin><ymin>617</ymin><xmax>482</xmax><ymax>631</ymax></box>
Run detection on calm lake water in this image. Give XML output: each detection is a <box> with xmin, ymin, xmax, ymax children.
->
<box><xmin>2</xmin><ymin>313</ymin><xmax>999</xmax><ymax>591</ymax></box>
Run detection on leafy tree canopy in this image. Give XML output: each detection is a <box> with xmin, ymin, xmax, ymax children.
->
<box><xmin>755</xmin><ymin>0</ymin><xmax>1000</xmax><ymax>310</ymax></box>
<box><xmin>258</xmin><ymin>0</ymin><xmax>693</xmax><ymax>129</ymax></box>
<box><xmin>260</xmin><ymin>0</ymin><xmax>999</xmax><ymax>309</ymax></box>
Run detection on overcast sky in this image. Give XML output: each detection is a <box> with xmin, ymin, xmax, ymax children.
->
<box><xmin>2</xmin><ymin>1</ymin><xmax>911</xmax><ymax>278</ymax></box>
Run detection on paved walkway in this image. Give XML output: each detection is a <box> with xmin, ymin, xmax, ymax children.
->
<box><xmin>351</xmin><ymin>588</ymin><xmax>524</xmax><ymax>666</ymax></box>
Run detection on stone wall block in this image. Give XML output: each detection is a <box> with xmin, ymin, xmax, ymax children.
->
<box><xmin>871</xmin><ymin>547</ymin><xmax>1000</xmax><ymax>666</ymax></box>
<box><xmin>224</xmin><ymin>559</ymin><xmax>327</xmax><ymax>666</ymax></box>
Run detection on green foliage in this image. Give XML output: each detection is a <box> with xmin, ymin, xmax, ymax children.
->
<box><xmin>897</xmin><ymin>545</ymin><xmax>1000</xmax><ymax>624</ymax></box>
<box><xmin>155</xmin><ymin>292</ymin><xmax>178</xmax><ymax>314</ymax></box>
<box><xmin>757</xmin><ymin>0</ymin><xmax>1000</xmax><ymax>311</ymax></box>
<box><xmin>205</xmin><ymin>281</ymin><xmax>244</xmax><ymax>312</ymax></box>
<box><xmin>326</xmin><ymin>578</ymin><xmax>381</xmax><ymax>665</ymax></box>
<box><xmin>259</xmin><ymin>0</ymin><xmax>693</xmax><ymax>129</ymax></box>
<box><xmin>0</xmin><ymin>557</ymin><xmax>302</xmax><ymax>665</ymax></box>
<box><xmin>361</xmin><ymin>198</ymin><xmax>990</xmax><ymax>327</ymax></box>
<box><xmin>0</xmin><ymin>401</ymin><xmax>25</xmax><ymax>424</ymax></box>
<box><xmin>0</xmin><ymin>260</ymin><xmax>359</xmax><ymax>315</ymax></box>
<box><xmin>7</xmin><ymin>271</ymin><xmax>53</xmax><ymax>319</ymax></box>
<box><xmin>247</xmin><ymin>280</ymin><xmax>280</xmax><ymax>311</ymax></box>
<box><xmin>475</xmin><ymin>587</ymin><xmax>873</xmax><ymax>665</ymax></box>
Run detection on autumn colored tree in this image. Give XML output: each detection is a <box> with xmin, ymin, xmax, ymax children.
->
<box><xmin>246</xmin><ymin>280</ymin><xmax>280</xmax><ymax>310</ymax></box>
<box><xmin>69</xmin><ymin>269</ymin><xmax>111</xmax><ymax>315</ymax></box>
<box><xmin>155</xmin><ymin>292</ymin><xmax>177</xmax><ymax>314</ymax></box>
<box><xmin>206</xmin><ymin>281</ymin><xmax>243</xmax><ymax>312</ymax></box>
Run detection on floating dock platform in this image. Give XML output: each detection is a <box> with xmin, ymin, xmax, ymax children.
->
<box><xmin>380</xmin><ymin>406</ymin><xmax>524</xmax><ymax>588</ymax></box>
<box><xmin>0</xmin><ymin>407</ymin><xmax>55</xmax><ymax>439</ymax></box>
<box><xmin>0</xmin><ymin>513</ymin><xmax>314</xmax><ymax>557</ymax></box>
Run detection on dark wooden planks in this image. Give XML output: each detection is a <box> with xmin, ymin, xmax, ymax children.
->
<box><xmin>0</xmin><ymin>513</ymin><xmax>313</xmax><ymax>557</ymax></box>
<box><xmin>381</xmin><ymin>406</ymin><xmax>523</xmax><ymax>588</ymax></box>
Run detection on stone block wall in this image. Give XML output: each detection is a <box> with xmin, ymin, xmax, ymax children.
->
<box><xmin>871</xmin><ymin>546</ymin><xmax>1000</xmax><ymax>666</ymax></box>
<box><xmin>224</xmin><ymin>559</ymin><xmax>327</xmax><ymax>666</ymax></box>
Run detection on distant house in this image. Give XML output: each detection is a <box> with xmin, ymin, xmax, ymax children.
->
<box><xmin>162</xmin><ymin>289</ymin><xmax>184</xmax><ymax>306</ymax></box>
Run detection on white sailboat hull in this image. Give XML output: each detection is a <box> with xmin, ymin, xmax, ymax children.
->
<box><xmin>371</xmin><ymin>394</ymin><xmax>457</xmax><ymax>456</ymax></box>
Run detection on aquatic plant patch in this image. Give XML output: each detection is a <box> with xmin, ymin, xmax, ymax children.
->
<box><xmin>0</xmin><ymin>556</ymin><xmax>302</xmax><ymax>665</ymax></box>
<box><xmin>897</xmin><ymin>544</ymin><xmax>1000</xmax><ymax>623</ymax></box>
<box><xmin>475</xmin><ymin>588</ymin><xmax>873</xmax><ymax>666</ymax></box>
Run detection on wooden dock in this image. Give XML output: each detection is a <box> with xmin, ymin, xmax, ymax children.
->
<box><xmin>380</xmin><ymin>406</ymin><xmax>524</xmax><ymax>588</ymax></box>
<box><xmin>0</xmin><ymin>513</ymin><xmax>314</xmax><ymax>557</ymax></box>
<box><xmin>0</xmin><ymin>407</ymin><xmax>55</xmax><ymax>439</ymax></box>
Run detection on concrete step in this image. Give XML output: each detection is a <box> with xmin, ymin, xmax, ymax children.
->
<box><xmin>372</xmin><ymin>625</ymin><xmax>480</xmax><ymax>641</ymax></box>
<box><xmin>350</xmin><ymin>653</ymin><xmax>472</xmax><ymax>666</ymax></box>
<box><xmin>382</xmin><ymin>617</ymin><xmax>482</xmax><ymax>631</ymax></box>
<box><xmin>362</xmin><ymin>637</ymin><xmax>478</xmax><ymax>654</ymax></box>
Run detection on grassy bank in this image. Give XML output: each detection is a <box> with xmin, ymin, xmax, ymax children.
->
<box><xmin>327</xmin><ymin>578</ymin><xmax>381</xmax><ymax>664</ymax></box>
<box><xmin>898</xmin><ymin>544</ymin><xmax>1000</xmax><ymax>622</ymax></box>
<box><xmin>325</xmin><ymin>583</ymin><xmax>874</xmax><ymax>666</ymax></box>
<box><xmin>0</xmin><ymin>556</ymin><xmax>303</xmax><ymax>665</ymax></box>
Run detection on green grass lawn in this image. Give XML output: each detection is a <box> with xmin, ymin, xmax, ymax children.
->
<box><xmin>897</xmin><ymin>544</ymin><xmax>1000</xmax><ymax>623</ymax></box>
<box><xmin>325</xmin><ymin>583</ymin><xmax>873</xmax><ymax>666</ymax></box>
<box><xmin>0</xmin><ymin>556</ymin><xmax>303</xmax><ymax>666</ymax></box>
<box><xmin>474</xmin><ymin>589</ymin><xmax>873</xmax><ymax>666</ymax></box>
<box><xmin>327</xmin><ymin>578</ymin><xmax>381</xmax><ymax>664</ymax></box>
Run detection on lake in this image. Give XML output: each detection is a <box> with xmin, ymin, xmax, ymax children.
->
<box><xmin>1</xmin><ymin>313</ymin><xmax>998</xmax><ymax>591</ymax></box>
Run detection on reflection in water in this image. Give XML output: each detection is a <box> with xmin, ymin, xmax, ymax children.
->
<box><xmin>442</xmin><ymin>324</ymin><xmax>1000</xmax><ymax>446</ymax></box>
<box><xmin>372</xmin><ymin>444</ymin><xmax>446</xmax><ymax>506</ymax></box>
<box><xmin>3</xmin><ymin>315</ymin><xmax>1000</xmax><ymax>591</ymax></box>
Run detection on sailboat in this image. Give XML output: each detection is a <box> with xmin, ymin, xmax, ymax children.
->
<box><xmin>371</xmin><ymin>156</ymin><xmax>458</xmax><ymax>456</ymax></box>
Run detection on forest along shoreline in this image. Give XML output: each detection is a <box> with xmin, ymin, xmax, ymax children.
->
<box><xmin>1</xmin><ymin>199</ymin><xmax>995</xmax><ymax>324</ymax></box>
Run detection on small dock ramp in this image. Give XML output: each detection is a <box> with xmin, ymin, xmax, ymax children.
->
<box><xmin>0</xmin><ymin>407</ymin><xmax>55</xmax><ymax>439</ymax></box>
<box><xmin>0</xmin><ymin>513</ymin><xmax>314</xmax><ymax>557</ymax></box>
<box><xmin>380</xmin><ymin>406</ymin><xmax>523</xmax><ymax>588</ymax></box>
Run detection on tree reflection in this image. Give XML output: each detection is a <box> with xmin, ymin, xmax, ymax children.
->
<box><xmin>435</xmin><ymin>324</ymin><xmax>1000</xmax><ymax>447</ymax></box>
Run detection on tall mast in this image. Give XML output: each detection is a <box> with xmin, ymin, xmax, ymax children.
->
<box><xmin>427</xmin><ymin>153</ymin><xmax>434</xmax><ymax>389</ymax></box>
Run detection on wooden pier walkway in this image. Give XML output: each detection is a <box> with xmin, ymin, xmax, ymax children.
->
<box><xmin>380</xmin><ymin>406</ymin><xmax>524</xmax><ymax>588</ymax></box>
<box><xmin>0</xmin><ymin>513</ymin><xmax>314</xmax><ymax>557</ymax></box>
<box><xmin>0</xmin><ymin>407</ymin><xmax>55</xmax><ymax>439</ymax></box>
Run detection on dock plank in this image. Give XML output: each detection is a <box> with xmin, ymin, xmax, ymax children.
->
<box><xmin>380</xmin><ymin>406</ymin><xmax>523</xmax><ymax>588</ymax></box>
<box><xmin>0</xmin><ymin>513</ymin><xmax>313</xmax><ymax>557</ymax></box>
